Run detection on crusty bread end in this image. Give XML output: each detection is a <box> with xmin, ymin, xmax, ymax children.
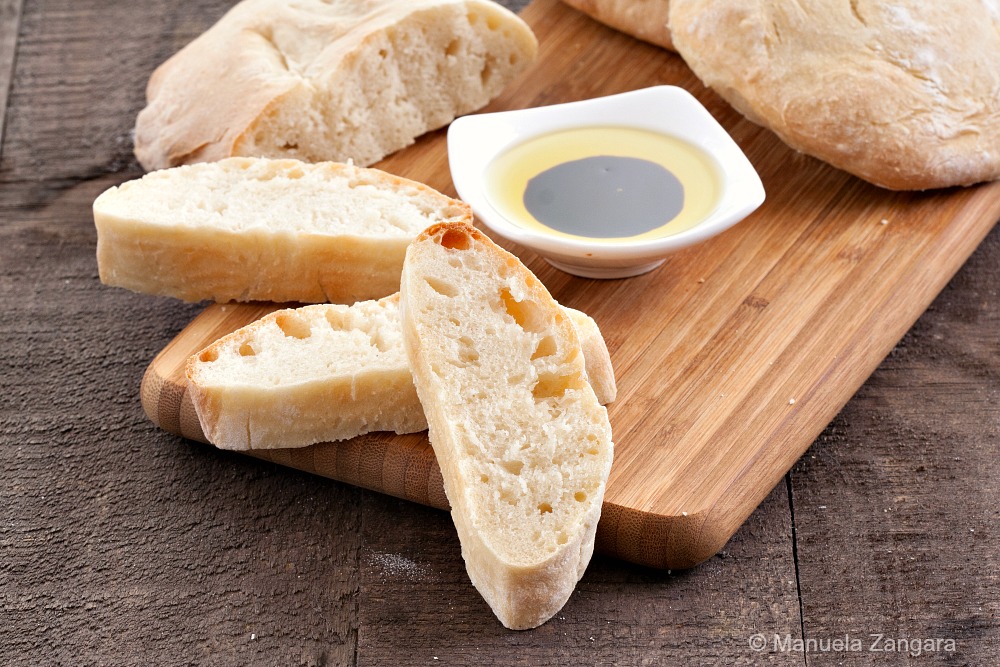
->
<box><xmin>134</xmin><ymin>0</ymin><xmax>538</xmax><ymax>170</ymax></box>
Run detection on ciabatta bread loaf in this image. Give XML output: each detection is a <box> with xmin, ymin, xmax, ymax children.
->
<box><xmin>93</xmin><ymin>158</ymin><xmax>471</xmax><ymax>303</ymax></box>
<box><xmin>562</xmin><ymin>0</ymin><xmax>674</xmax><ymax>51</ymax></box>
<box><xmin>186</xmin><ymin>295</ymin><xmax>616</xmax><ymax>450</ymax></box>
<box><xmin>134</xmin><ymin>0</ymin><xmax>538</xmax><ymax>171</ymax></box>
<box><xmin>669</xmin><ymin>0</ymin><xmax>1000</xmax><ymax>190</ymax></box>
<box><xmin>400</xmin><ymin>221</ymin><xmax>614</xmax><ymax>630</ymax></box>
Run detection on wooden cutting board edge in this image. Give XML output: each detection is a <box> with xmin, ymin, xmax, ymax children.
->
<box><xmin>139</xmin><ymin>180</ymin><xmax>1000</xmax><ymax>570</ymax></box>
<box><xmin>135</xmin><ymin>0</ymin><xmax>1000</xmax><ymax>570</ymax></box>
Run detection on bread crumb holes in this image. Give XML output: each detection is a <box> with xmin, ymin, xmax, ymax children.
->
<box><xmin>458</xmin><ymin>336</ymin><xmax>479</xmax><ymax>363</ymax></box>
<box><xmin>532</xmin><ymin>371</ymin><xmax>585</xmax><ymax>400</ymax></box>
<box><xmin>325</xmin><ymin>310</ymin><xmax>347</xmax><ymax>330</ymax></box>
<box><xmin>425</xmin><ymin>276</ymin><xmax>458</xmax><ymax>297</ymax></box>
<box><xmin>275</xmin><ymin>313</ymin><xmax>311</xmax><ymax>339</ymax></box>
<box><xmin>439</xmin><ymin>228</ymin><xmax>470</xmax><ymax>250</ymax></box>
<box><xmin>368</xmin><ymin>330</ymin><xmax>391</xmax><ymax>353</ymax></box>
<box><xmin>531</xmin><ymin>335</ymin><xmax>557</xmax><ymax>360</ymax></box>
<box><xmin>499</xmin><ymin>288</ymin><xmax>546</xmax><ymax>332</ymax></box>
<box><xmin>502</xmin><ymin>460</ymin><xmax>524</xmax><ymax>475</ymax></box>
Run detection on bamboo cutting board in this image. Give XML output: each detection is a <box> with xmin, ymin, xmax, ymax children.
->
<box><xmin>140</xmin><ymin>0</ymin><xmax>1000</xmax><ymax>569</ymax></box>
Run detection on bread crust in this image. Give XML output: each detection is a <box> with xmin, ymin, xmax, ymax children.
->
<box><xmin>400</xmin><ymin>221</ymin><xmax>614</xmax><ymax>629</ymax></box>
<box><xmin>186</xmin><ymin>295</ymin><xmax>426</xmax><ymax>449</ymax></box>
<box><xmin>561</xmin><ymin>0</ymin><xmax>674</xmax><ymax>51</ymax></box>
<box><xmin>93</xmin><ymin>158</ymin><xmax>472</xmax><ymax>303</ymax></box>
<box><xmin>564</xmin><ymin>307</ymin><xmax>617</xmax><ymax>405</ymax></box>
<box><xmin>134</xmin><ymin>0</ymin><xmax>538</xmax><ymax>171</ymax></box>
<box><xmin>185</xmin><ymin>295</ymin><xmax>616</xmax><ymax>451</ymax></box>
<box><xmin>669</xmin><ymin>0</ymin><xmax>1000</xmax><ymax>190</ymax></box>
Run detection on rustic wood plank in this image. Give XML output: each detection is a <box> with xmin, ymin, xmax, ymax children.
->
<box><xmin>0</xmin><ymin>243</ymin><xmax>365</xmax><ymax>664</ymax></box>
<box><xmin>787</xmin><ymin>226</ymin><xmax>1000</xmax><ymax>664</ymax></box>
<box><xmin>356</xmin><ymin>479</ymin><xmax>803</xmax><ymax>665</ymax></box>
<box><xmin>0</xmin><ymin>0</ymin><xmax>23</xmax><ymax>152</ymax></box>
<box><xmin>0</xmin><ymin>0</ymin><xmax>362</xmax><ymax>664</ymax></box>
<box><xmin>0</xmin><ymin>0</ymin><xmax>233</xmax><ymax>195</ymax></box>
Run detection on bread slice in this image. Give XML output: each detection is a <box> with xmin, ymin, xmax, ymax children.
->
<box><xmin>93</xmin><ymin>157</ymin><xmax>471</xmax><ymax>303</ymax></box>
<box><xmin>186</xmin><ymin>294</ymin><xmax>616</xmax><ymax>451</ymax></box>
<box><xmin>564</xmin><ymin>308</ymin><xmax>617</xmax><ymax>410</ymax></box>
<box><xmin>134</xmin><ymin>0</ymin><xmax>538</xmax><ymax>171</ymax></box>
<box><xmin>399</xmin><ymin>221</ymin><xmax>614</xmax><ymax>629</ymax></box>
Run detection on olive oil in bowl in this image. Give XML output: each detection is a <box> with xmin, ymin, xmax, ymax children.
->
<box><xmin>447</xmin><ymin>86</ymin><xmax>765</xmax><ymax>277</ymax></box>
<box><xmin>484</xmin><ymin>126</ymin><xmax>721</xmax><ymax>243</ymax></box>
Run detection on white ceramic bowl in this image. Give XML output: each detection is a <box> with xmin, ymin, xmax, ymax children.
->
<box><xmin>447</xmin><ymin>86</ymin><xmax>765</xmax><ymax>278</ymax></box>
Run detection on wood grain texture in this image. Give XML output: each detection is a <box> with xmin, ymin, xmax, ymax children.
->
<box><xmin>0</xmin><ymin>0</ymin><xmax>22</xmax><ymax>151</ymax></box>
<box><xmin>356</xmin><ymin>481</ymin><xmax>803</xmax><ymax>666</ymax></box>
<box><xmin>788</xmin><ymin>228</ymin><xmax>1000</xmax><ymax>664</ymax></box>
<box><xmin>142</xmin><ymin>0</ymin><xmax>1000</xmax><ymax>571</ymax></box>
<box><xmin>0</xmin><ymin>1</ymin><xmax>363</xmax><ymax>665</ymax></box>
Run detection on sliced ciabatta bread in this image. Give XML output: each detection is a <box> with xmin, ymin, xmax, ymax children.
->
<box><xmin>134</xmin><ymin>0</ymin><xmax>538</xmax><ymax>171</ymax></box>
<box><xmin>561</xmin><ymin>0</ymin><xmax>675</xmax><ymax>51</ymax></box>
<box><xmin>93</xmin><ymin>158</ymin><xmax>471</xmax><ymax>303</ymax></box>
<box><xmin>399</xmin><ymin>221</ymin><xmax>614</xmax><ymax>630</ymax></box>
<box><xmin>186</xmin><ymin>295</ymin><xmax>616</xmax><ymax>451</ymax></box>
<box><xmin>567</xmin><ymin>308</ymin><xmax>617</xmax><ymax>410</ymax></box>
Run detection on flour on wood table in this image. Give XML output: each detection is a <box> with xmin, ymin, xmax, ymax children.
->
<box><xmin>367</xmin><ymin>551</ymin><xmax>430</xmax><ymax>580</ymax></box>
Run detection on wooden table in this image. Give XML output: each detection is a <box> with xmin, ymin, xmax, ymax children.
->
<box><xmin>1</xmin><ymin>0</ymin><xmax>997</xmax><ymax>664</ymax></box>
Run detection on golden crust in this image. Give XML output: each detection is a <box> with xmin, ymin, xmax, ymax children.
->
<box><xmin>561</xmin><ymin>0</ymin><xmax>674</xmax><ymax>51</ymax></box>
<box><xmin>669</xmin><ymin>0</ymin><xmax>1000</xmax><ymax>190</ymax></box>
<box><xmin>93</xmin><ymin>158</ymin><xmax>473</xmax><ymax>303</ymax></box>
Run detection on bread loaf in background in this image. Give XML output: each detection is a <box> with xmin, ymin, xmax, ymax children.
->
<box><xmin>93</xmin><ymin>158</ymin><xmax>471</xmax><ymax>304</ymax></box>
<box><xmin>561</xmin><ymin>0</ymin><xmax>673</xmax><ymax>51</ymax></box>
<box><xmin>400</xmin><ymin>221</ymin><xmax>614</xmax><ymax>629</ymax></box>
<box><xmin>186</xmin><ymin>294</ymin><xmax>617</xmax><ymax>451</ymax></box>
<box><xmin>134</xmin><ymin>0</ymin><xmax>538</xmax><ymax>171</ymax></box>
<box><xmin>669</xmin><ymin>0</ymin><xmax>1000</xmax><ymax>190</ymax></box>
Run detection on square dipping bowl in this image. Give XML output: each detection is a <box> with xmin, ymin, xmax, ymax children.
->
<box><xmin>447</xmin><ymin>86</ymin><xmax>765</xmax><ymax>279</ymax></box>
